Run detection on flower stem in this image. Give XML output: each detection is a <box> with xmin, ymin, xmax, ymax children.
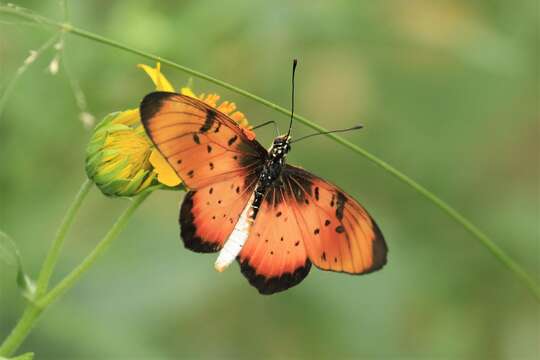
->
<box><xmin>0</xmin><ymin>192</ymin><xmax>150</xmax><ymax>357</ymax></box>
<box><xmin>37</xmin><ymin>192</ymin><xmax>150</xmax><ymax>308</ymax></box>
<box><xmin>0</xmin><ymin>306</ymin><xmax>42</xmax><ymax>358</ymax></box>
<box><xmin>35</xmin><ymin>179</ymin><xmax>93</xmax><ymax>297</ymax></box>
<box><xmin>0</xmin><ymin>5</ymin><xmax>538</xmax><ymax>300</ymax></box>
<box><xmin>0</xmin><ymin>31</ymin><xmax>60</xmax><ymax>119</ymax></box>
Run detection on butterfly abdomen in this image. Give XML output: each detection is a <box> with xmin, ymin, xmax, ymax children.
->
<box><xmin>214</xmin><ymin>194</ymin><xmax>255</xmax><ymax>272</ymax></box>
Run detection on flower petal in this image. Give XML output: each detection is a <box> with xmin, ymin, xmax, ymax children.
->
<box><xmin>149</xmin><ymin>150</ymin><xmax>182</xmax><ymax>186</ymax></box>
<box><xmin>138</xmin><ymin>63</ymin><xmax>175</xmax><ymax>92</ymax></box>
<box><xmin>180</xmin><ymin>86</ymin><xmax>196</xmax><ymax>97</ymax></box>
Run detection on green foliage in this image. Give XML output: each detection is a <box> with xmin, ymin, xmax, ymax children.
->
<box><xmin>0</xmin><ymin>352</ymin><xmax>34</xmax><ymax>360</ymax></box>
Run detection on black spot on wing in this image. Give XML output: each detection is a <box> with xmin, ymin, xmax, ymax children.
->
<box><xmin>199</xmin><ymin>108</ymin><xmax>216</xmax><ymax>132</ymax></box>
<box><xmin>335</xmin><ymin>192</ymin><xmax>347</xmax><ymax>220</ymax></box>
<box><xmin>179</xmin><ymin>191</ymin><xmax>222</xmax><ymax>253</ymax></box>
<box><xmin>238</xmin><ymin>259</ymin><xmax>312</xmax><ymax>295</ymax></box>
<box><xmin>228</xmin><ymin>135</ymin><xmax>238</xmax><ymax>146</ymax></box>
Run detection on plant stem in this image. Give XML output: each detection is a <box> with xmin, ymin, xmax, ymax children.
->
<box><xmin>37</xmin><ymin>192</ymin><xmax>150</xmax><ymax>308</ymax></box>
<box><xmin>0</xmin><ymin>31</ymin><xmax>60</xmax><ymax>119</ymax></box>
<box><xmin>0</xmin><ymin>6</ymin><xmax>538</xmax><ymax>300</ymax></box>
<box><xmin>35</xmin><ymin>179</ymin><xmax>93</xmax><ymax>297</ymax></box>
<box><xmin>0</xmin><ymin>192</ymin><xmax>150</xmax><ymax>357</ymax></box>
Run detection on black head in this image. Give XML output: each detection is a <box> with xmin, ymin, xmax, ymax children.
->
<box><xmin>269</xmin><ymin>135</ymin><xmax>291</xmax><ymax>159</ymax></box>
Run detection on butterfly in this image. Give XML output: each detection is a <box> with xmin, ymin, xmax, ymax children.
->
<box><xmin>140</xmin><ymin>63</ymin><xmax>387</xmax><ymax>295</ymax></box>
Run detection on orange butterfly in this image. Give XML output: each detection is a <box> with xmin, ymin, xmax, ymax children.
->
<box><xmin>140</xmin><ymin>61</ymin><xmax>387</xmax><ymax>294</ymax></box>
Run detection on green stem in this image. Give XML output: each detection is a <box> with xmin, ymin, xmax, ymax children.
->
<box><xmin>0</xmin><ymin>306</ymin><xmax>42</xmax><ymax>358</ymax></box>
<box><xmin>35</xmin><ymin>179</ymin><xmax>93</xmax><ymax>297</ymax></box>
<box><xmin>0</xmin><ymin>6</ymin><xmax>538</xmax><ymax>300</ymax></box>
<box><xmin>0</xmin><ymin>31</ymin><xmax>60</xmax><ymax>119</ymax></box>
<box><xmin>0</xmin><ymin>192</ymin><xmax>150</xmax><ymax>357</ymax></box>
<box><xmin>37</xmin><ymin>192</ymin><xmax>149</xmax><ymax>308</ymax></box>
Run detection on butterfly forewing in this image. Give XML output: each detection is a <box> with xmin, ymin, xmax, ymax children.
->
<box><xmin>140</xmin><ymin>92</ymin><xmax>267</xmax><ymax>189</ymax></box>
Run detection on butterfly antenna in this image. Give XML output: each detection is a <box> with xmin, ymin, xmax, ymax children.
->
<box><xmin>286</xmin><ymin>59</ymin><xmax>298</xmax><ymax>138</ymax></box>
<box><xmin>291</xmin><ymin>124</ymin><xmax>364</xmax><ymax>144</ymax></box>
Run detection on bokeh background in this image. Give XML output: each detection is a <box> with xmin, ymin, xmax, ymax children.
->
<box><xmin>1</xmin><ymin>1</ymin><xmax>538</xmax><ymax>359</ymax></box>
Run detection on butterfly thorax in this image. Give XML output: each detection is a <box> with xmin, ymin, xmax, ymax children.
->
<box><xmin>249</xmin><ymin>135</ymin><xmax>291</xmax><ymax>219</ymax></box>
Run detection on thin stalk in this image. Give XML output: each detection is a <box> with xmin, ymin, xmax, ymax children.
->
<box><xmin>0</xmin><ymin>306</ymin><xmax>42</xmax><ymax>358</ymax></box>
<box><xmin>0</xmin><ymin>192</ymin><xmax>150</xmax><ymax>357</ymax></box>
<box><xmin>35</xmin><ymin>179</ymin><xmax>93</xmax><ymax>296</ymax></box>
<box><xmin>37</xmin><ymin>192</ymin><xmax>150</xmax><ymax>308</ymax></box>
<box><xmin>0</xmin><ymin>31</ymin><xmax>60</xmax><ymax>119</ymax></box>
<box><xmin>0</xmin><ymin>5</ymin><xmax>538</xmax><ymax>300</ymax></box>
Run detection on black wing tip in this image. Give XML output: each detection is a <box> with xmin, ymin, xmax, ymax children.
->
<box><xmin>179</xmin><ymin>191</ymin><xmax>221</xmax><ymax>253</ymax></box>
<box><xmin>239</xmin><ymin>259</ymin><xmax>312</xmax><ymax>295</ymax></box>
<box><xmin>364</xmin><ymin>218</ymin><xmax>388</xmax><ymax>274</ymax></box>
<box><xmin>140</xmin><ymin>91</ymin><xmax>178</xmax><ymax>127</ymax></box>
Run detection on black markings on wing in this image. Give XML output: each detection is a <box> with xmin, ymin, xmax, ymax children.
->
<box><xmin>180</xmin><ymin>172</ymin><xmax>259</xmax><ymax>253</ymax></box>
<box><xmin>200</xmin><ymin>108</ymin><xmax>216</xmax><ymax>132</ymax></box>
<box><xmin>180</xmin><ymin>191</ymin><xmax>219</xmax><ymax>252</ymax></box>
<box><xmin>239</xmin><ymin>259</ymin><xmax>311</xmax><ymax>295</ymax></box>
<box><xmin>228</xmin><ymin>135</ymin><xmax>238</xmax><ymax>146</ymax></box>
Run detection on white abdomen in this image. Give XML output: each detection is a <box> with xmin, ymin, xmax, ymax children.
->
<box><xmin>214</xmin><ymin>195</ymin><xmax>254</xmax><ymax>272</ymax></box>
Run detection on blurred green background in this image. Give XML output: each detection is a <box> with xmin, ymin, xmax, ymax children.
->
<box><xmin>1</xmin><ymin>1</ymin><xmax>538</xmax><ymax>359</ymax></box>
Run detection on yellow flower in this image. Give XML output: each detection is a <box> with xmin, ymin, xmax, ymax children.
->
<box><xmin>85</xmin><ymin>63</ymin><xmax>252</xmax><ymax>197</ymax></box>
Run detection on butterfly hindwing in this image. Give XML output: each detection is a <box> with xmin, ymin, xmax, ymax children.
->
<box><xmin>238</xmin><ymin>185</ymin><xmax>311</xmax><ymax>294</ymax></box>
<box><xmin>140</xmin><ymin>92</ymin><xmax>267</xmax><ymax>189</ymax></box>
<box><xmin>180</xmin><ymin>174</ymin><xmax>258</xmax><ymax>253</ymax></box>
<box><xmin>283</xmin><ymin>165</ymin><xmax>387</xmax><ymax>274</ymax></box>
<box><xmin>237</xmin><ymin>165</ymin><xmax>386</xmax><ymax>294</ymax></box>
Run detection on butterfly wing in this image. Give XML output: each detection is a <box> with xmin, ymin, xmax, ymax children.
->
<box><xmin>140</xmin><ymin>92</ymin><xmax>267</xmax><ymax>253</ymax></box>
<box><xmin>238</xmin><ymin>184</ymin><xmax>312</xmax><ymax>294</ymax></box>
<box><xmin>238</xmin><ymin>165</ymin><xmax>387</xmax><ymax>294</ymax></box>
<box><xmin>283</xmin><ymin>165</ymin><xmax>387</xmax><ymax>274</ymax></box>
<box><xmin>181</xmin><ymin>173</ymin><xmax>258</xmax><ymax>252</ymax></box>
<box><xmin>140</xmin><ymin>91</ymin><xmax>267</xmax><ymax>189</ymax></box>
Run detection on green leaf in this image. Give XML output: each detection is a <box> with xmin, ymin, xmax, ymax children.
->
<box><xmin>0</xmin><ymin>352</ymin><xmax>35</xmax><ymax>360</ymax></box>
<box><xmin>0</xmin><ymin>230</ymin><xmax>36</xmax><ymax>300</ymax></box>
